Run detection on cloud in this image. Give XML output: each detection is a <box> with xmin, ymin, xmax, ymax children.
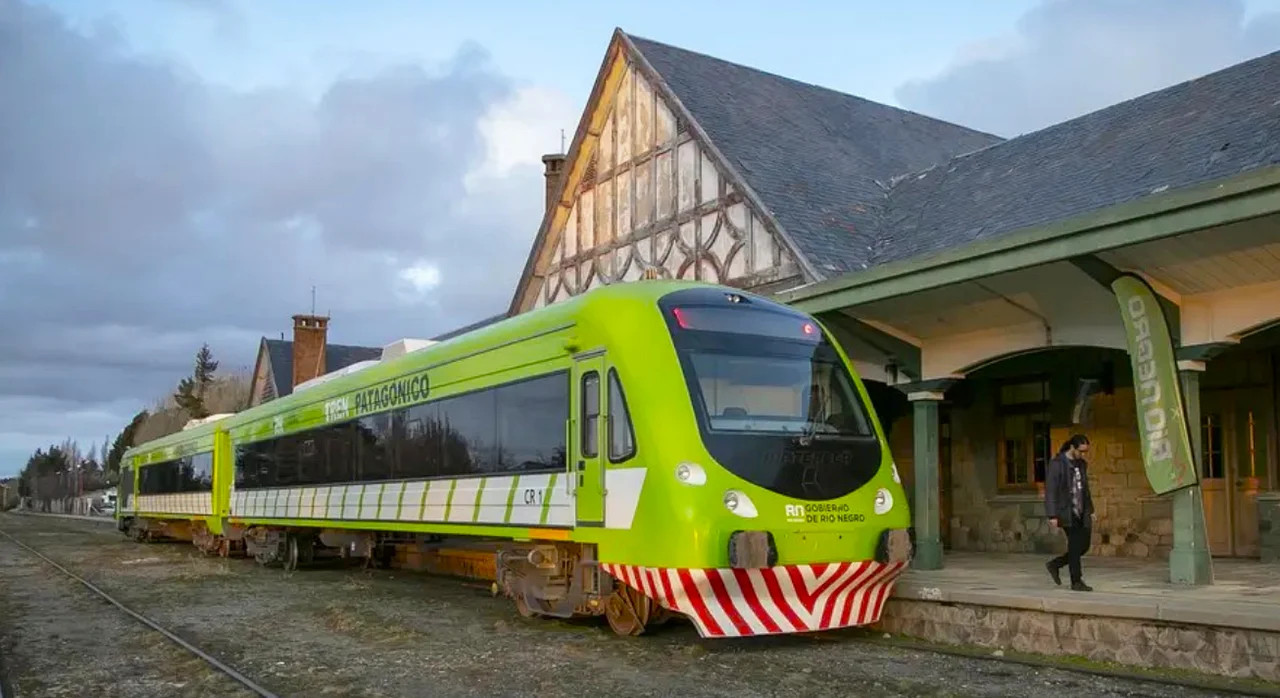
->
<box><xmin>0</xmin><ymin>1</ymin><xmax>572</xmax><ymax>474</ymax></box>
<box><xmin>896</xmin><ymin>0</ymin><xmax>1280</xmax><ymax>137</ymax></box>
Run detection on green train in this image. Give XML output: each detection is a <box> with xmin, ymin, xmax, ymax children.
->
<box><xmin>116</xmin><ymin>280</ymin><xmax>913</xmax><ymax>637</ymax></box>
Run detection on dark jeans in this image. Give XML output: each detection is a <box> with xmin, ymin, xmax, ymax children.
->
<box><xmin>1049</xmin><ymin>517</ymin><xmax>1091</xmax><ymax>584</ymax></box>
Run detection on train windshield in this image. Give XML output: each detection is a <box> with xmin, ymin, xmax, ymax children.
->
<box><xmin>659</xmin><ymin>288</ymin><xmax>884</xmax><ymax>501</ymax></box>
<box><xmin>685</xmin><ymin>349</ymin><xmax>872</xmax><ymax>437</ymax></box>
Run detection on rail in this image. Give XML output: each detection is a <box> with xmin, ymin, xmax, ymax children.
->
<box><xmin>0</xmin><ymin>528</ymin><xmax>279</xmax><ymax>698</ymax></box>
<box><xmin>828</xmin><ymin>633</ymin><xmax>1280</xmax><ymax>698</ymax></box>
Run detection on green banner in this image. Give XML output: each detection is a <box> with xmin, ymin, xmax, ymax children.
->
<box><xmin>1111</xmin><ymin>273</ymin><xmax>1199</xmax><ymax>495</ymax></box>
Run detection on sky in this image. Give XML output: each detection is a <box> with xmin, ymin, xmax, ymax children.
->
<box><xmin>2</xmin><ymin>0</ymin><xmax>1279</xmax><ymax>477</ymax></box>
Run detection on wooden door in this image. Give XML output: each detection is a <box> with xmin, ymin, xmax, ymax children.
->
<box><xmin>939</xmin><ymin>410</ymin><xmax>952</xmax><ymax>549</ymax></box>
<box><xmin>1202</xmin><ymin>387</ymin><xmax>1270</xmax><ymax>558</ymax></box>
<box><xmin>1199</xmin><ymin>398</ymin><xmax>1231</xmax><ymax>556</ymax></box>
<box><xmin>1229</xmin><ymin>389</ymin><xmax>1270</xmax><ymax>557</ymax></box>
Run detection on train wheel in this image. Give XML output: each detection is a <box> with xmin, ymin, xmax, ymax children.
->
<box><xmin>604</xmin><ymin>583</ymin><xmax>652</xmax><ymax>637</ymax></box>
<box><xmin>283</xmin><ymin>535</ymin><xmax>300</xmax><ymax>573</ymax></box>
<box><xmin>514</xmin><ymin>593</ymin><xmax>539</xmax><ymax>618</ymax></box>
<box><xmin>282</xmin><ymin>534</ymin><xmax>315</xmax><ymax>573</ymax></box>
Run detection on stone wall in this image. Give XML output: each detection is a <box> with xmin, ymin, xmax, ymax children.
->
<box><xmin>886</xmin><ymin>413</ymin><xmax>914</xmax><ymax>509</ymax></box>
<box><xmin>876</xmin><ymin>598</ymin><xmax>1280</xmax><ymax>682</ymax></box>
<box><xmin>1261</xmin><ymin>492</ymin><xmax>1280</xmax><ymax>564</ymax></box>
<box><xmin>888</xmin><ymin>383</ymin><xmax>1175</xmax><ymax>560</ymax></box>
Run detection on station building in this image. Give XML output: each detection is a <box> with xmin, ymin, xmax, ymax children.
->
<box><xmin>508</xmin><ymin>29</ymin><xmax>1280</xmax><ymax>581</ymax></box>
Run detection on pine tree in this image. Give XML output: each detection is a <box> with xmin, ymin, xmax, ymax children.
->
<box><xmin>174</xmin><ymin>343</ymin><xmax>219</xmax><ymax>419</ymax></box>
<box><xmin>106</xmin><ymin>410</ymin><xmax>148</xmax><ymax>480</ymax></box>
<box><xmin>194</xmin><ymin>344</ymin><xmax>218</xmax><ymax>383</ymax></box>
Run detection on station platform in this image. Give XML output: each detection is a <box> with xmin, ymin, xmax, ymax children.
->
<box><xmin>879</xmin><ymin>551</ymin><xmax>1280</xmax><ymax>682</ymax></box>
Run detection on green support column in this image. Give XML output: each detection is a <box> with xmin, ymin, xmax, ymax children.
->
<box><xmin>1171</xmin><ymin>363</ymin><xmax>1214</xmax><ymax>585</ymax></box>
<box><xmin>909</xmin><ymin>392</ymin><xmax>943</xmax><ymax>570</ymax></box>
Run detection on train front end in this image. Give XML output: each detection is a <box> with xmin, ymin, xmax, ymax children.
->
<box><xmin>604</xmin><ymin>285</ymin><xmax>912</xmax><ymax>639</ymax></box>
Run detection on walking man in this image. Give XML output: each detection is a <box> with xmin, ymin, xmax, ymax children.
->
<box><xmin>1045</xmin><ymin>434</ymin><xmax>1094</xmax><ymax>591</ymax></box>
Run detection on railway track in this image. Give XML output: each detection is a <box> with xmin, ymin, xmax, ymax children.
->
<box><xmin>811</xmin><ymin>631</ymin><xmax>1280</xmax><ymax>697</ymax></box>
<box><xmin>0</xmin><ymin>527</ymin><xmax>278</xmax><ymax>698</ymax></box>
<box><xmin>3</xmin><ymin>515</ymin><xmax>1274</xmax><ymax>697</ymax></box>
<box><xmin>0</xmin><ymin>630</ymin><xmax>10</xmax><ymax>698</ymax></box>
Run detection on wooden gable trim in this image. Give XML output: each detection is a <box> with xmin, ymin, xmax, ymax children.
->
<box><xmin>248</xmin><ymin>338</ymin><xmax>276</xmax><ymax>407</ymax></box>
<box><xmin>508</xmin><ymin>29</ymin><xmax>823</xmax><ymax>315</ymax></box>
<box><xmin>618</xmin><ymin>32</ymin><xmax>822</xmax><ymax>284</ymax></box>
<box><xmin>248</xmin><ymin>338</ymin><xmax>266</xmax><ymax>406</ymax></box>
<box><xmin>508</xmin><ymin>29</ymin><xmax>631</xmax><ymax>316</ymax></box>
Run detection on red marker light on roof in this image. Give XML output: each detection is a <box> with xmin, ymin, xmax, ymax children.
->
<box><xmin>673</xmin><ymin>307</ymin><xmax>691</xmax><ymax>329</ymax></box>
<box><xmin>802</xmin><ymin>322</ymin><xmax>816</xmax><ymax>336</ymax></box>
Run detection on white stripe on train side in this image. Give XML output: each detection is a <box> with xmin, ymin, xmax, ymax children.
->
<box><xmin>222</xmin><ymin>467</ymin><xmax>648</xmax><ymax>529</ymax></box>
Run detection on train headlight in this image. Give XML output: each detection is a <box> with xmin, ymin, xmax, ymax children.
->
<box><xmin>723</xmin><ymin>489</ymin><xmax>758</xmax><ymax>518</ymax></box>
<box><xmin>874</xmin><ymin>488</ymin><xmax>893</xmax><ymax>515</ymax></box>
<box><xmin>674</xmin><ymin>462</ymin><xmax>707</xmax><ymax>486</ymax></box>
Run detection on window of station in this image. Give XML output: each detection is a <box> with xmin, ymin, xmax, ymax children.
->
<box><xmin>996</xmin><ymin>378</ymin><xmax>1051</xmax><ymax>493</ymax></box>
<box><xmin>1201</xmin><ymin>412</ymin><xmax>1224</xmax><ymax>480</ymax></box>
<box><xmin>234</xmin><ymin>371</ymin><xmax>570</xmax><ymax>489</ymax></box>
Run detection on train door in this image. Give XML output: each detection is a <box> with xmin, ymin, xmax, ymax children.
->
<box><xmin>573</xmin><ymin>353</ymin><xmax>606</xmax><ymax>526</ymax></box>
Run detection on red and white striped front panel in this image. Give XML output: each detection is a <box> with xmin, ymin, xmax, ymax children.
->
<box><xmin>599</xmin><ymin>560</ymin><xmax>907</xmax><ymax>638</ymax></box>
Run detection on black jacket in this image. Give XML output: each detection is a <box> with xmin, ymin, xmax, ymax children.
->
<box><xmin>1044</xmin><ymin>451</ymin><xmax>1094</xmax><ymax>523</ymax></box>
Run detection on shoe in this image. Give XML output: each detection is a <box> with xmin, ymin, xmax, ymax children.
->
<box><xmin>1070</xmin><ymin>581</ymin><xmax>1093</xmax><ymax>592</ymax></box>
<box><xmin>1045</xmin><ymin>560</ymin><xmax>1061</xmax><ymax>586</ymax></box>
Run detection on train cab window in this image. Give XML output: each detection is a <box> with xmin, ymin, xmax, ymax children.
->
<box><xmin>581</xmin><ymin>372</ymin><xmax>600</xmax><ymax>458</ymax></box>
<box><xmin>607</xmin><ymin>369</ymin><xmax>636</xmax><ymax>462</ymax></box>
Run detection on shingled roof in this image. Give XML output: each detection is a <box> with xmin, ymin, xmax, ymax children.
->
<box><xmin>877</xmin><ymin>48</ymin><xmax>1280</xmax><ymax>268</ymax></box>
<box><xmin>625</xmin><ymin>34</ymin><xmax>1280</xmax><ymax>280</ymax></box>
<box><xmin>627</xmin><ymin>34</ymin><xmax>1003</xmax><ymax>276</ymax></box>
<box><xmin>263</xmin><ymin>339</ymin><xmax>382</xmax><ymax>398</ymax></box>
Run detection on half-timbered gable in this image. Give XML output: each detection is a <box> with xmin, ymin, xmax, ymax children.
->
<box><xmin>512</xmin><ymin>34</ymin><xmax>798</xmax><ymax>314</ymax></box>
<box><xmin>510</xmin><ymin>29</ymin><xmax>1001</xmax><ymax>315</ymax></box>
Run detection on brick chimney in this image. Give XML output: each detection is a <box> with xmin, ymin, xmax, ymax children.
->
<box><xmin>291</xmin><ymin>314</ymin><xmax>329</xmax><ymax>388</ymax></box>
<box><xmin>542</xmin><ymin>153</ymin><xmax>566</xmax><ymax>213</ymax></box>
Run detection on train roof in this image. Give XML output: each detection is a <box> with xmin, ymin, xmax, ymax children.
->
<box><xmin>122</xmin><ymin>279</ymin><xmax>724</xmax><ymax>455</ymax></box>
<box><xmin>122</xmin><ymin>417</ymin><xmax>221</xmax><ymax>463</ymax></box>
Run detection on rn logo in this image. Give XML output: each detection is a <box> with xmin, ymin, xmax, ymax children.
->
<box><xmin>784</xmin><ymin>502</ymin><xmax>865</xmax><ymax>525</ymax></box>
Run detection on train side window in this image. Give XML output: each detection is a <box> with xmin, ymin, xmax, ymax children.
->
<box><xmin>298</xmin><ymin>437</ymin><xmax>318</xmax><ymax>486</ymax></box>
<box><xmin>496</xmin><ymin>372</ymin><xmax>570</xmax><ymax>472</ymax></box>
<box><xmin>357</xmin><ymin>414</ymin><xmax>394</xmax><ymax>482</ymax></box>
<box><xmin>581</xmin><ymin>372</ymin><xmax>600</xmax><ymax>458</ymax></box>
<box><xmin>437</xmin><ymin>388</ymin><xmax>498</xmax><ymax>476</ymax></box>
<box><xmin>607</xmin><ymin>369</ymin><xmax>636</xmax><ymax>463</ymax></box>
<box><xmin>197</xmin><ymin>452</ymin><xmax>213</xmax><ymax>490</ymax></box>
<box><xmin>325</xmin><ymin>424</ymin><xmax>356</xmax><ymax>484</ymax></box>
<box><xmin>120</xmin><ymin>466</ymin><xmax>133</xmax><ymax>507</ymax></box>
<box><xmin>275</xmin><ymin>435</ymin><xmax>300</xmax><ymax>487</ymax></box>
